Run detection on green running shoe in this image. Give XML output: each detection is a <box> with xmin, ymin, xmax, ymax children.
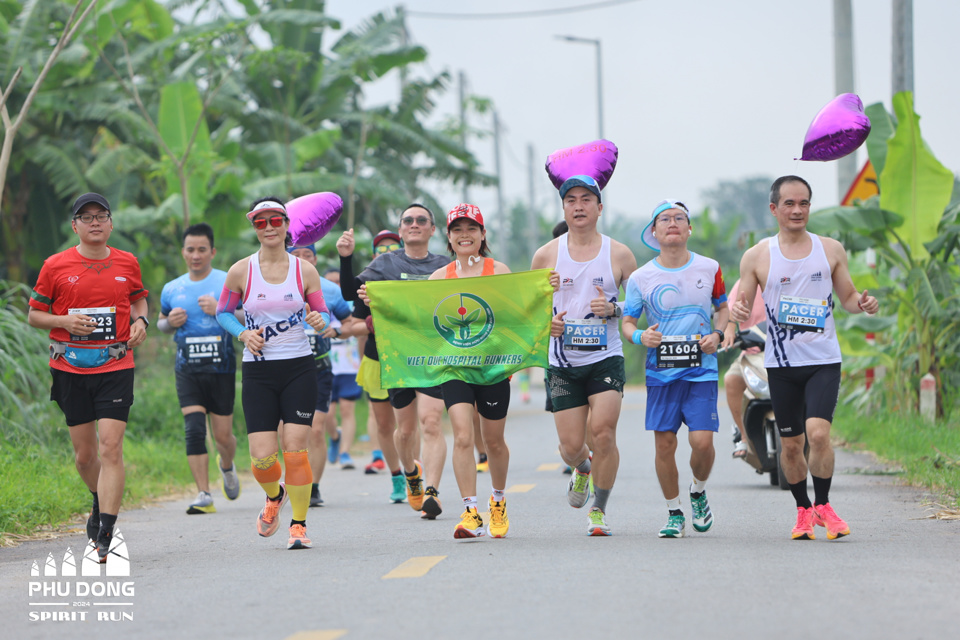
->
<box><xmin>690</xmin><ymin>490</ymin><xmax>714</xmax><ymax>532</ymax></box>
<box><xmin>658</xmin><ymin>511</ymin><xmax>685</xmax><ymax>538</ymax></box>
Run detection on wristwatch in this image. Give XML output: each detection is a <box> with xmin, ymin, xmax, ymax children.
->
<box><xmin>713</xmin><ymin>329</ymin><xmax>724</xmax><ymax>341</ymax></box>
<box><xmin>333</xmin><ymin>326</ymin><xmax>342</xmax><ymax>338</ymax></box>
<box><xmin>131</xmin><ymin>315</ymin><xmax>150</xmax><ymax>328</ymax></box>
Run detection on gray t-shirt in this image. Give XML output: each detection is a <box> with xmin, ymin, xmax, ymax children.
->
<box><xmin>358</xmin><ymin>249</ymin><xmax>450</xmax><ymax>284</ymax></box>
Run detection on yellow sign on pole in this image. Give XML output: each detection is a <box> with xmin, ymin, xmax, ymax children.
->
<box><xmin>841</xmin><ymin>160</ymin><xmax>879</xmax><ymax>206</ymax></box>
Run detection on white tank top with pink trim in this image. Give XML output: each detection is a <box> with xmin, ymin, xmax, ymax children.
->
<box><xmin>241</xmin><ymin>252</ymin><xmax>312</xmax><ymax>362</ymax></box>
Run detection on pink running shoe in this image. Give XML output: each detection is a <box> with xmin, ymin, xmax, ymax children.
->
<box><xmin>813</xmin><ymin>503</ymin><xmax>850</xmax><ymax>540</ymax></box>
<box><xmin>791</xmin><ymin>506</ymin><xmax>816</xmax><ymax>540</ymax></box>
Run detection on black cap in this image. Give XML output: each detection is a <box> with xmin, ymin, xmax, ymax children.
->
<box><xmin>71</xmin><ymin>193</ymin><xmax>111</xmax><ymax>218</ymax></box>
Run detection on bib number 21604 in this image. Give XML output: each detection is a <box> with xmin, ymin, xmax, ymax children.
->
<box><xmin>656</xmin><ymin>335</ymin><xmax>701</xmax><ymax>368</ymax></box>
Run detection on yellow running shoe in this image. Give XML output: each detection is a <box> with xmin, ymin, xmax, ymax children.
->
<box><xmin>406</xmin><ymin>461</ymin><xmax>425</xmax><ymax>511</ymax></box>
<box><xmin>488</xmin><ymin>497</ymin><xmax>509</xmax><ymax>538</ymax></box>
<box><xmin>453</xmin><ymin>507</ymin><xmax>485</xmax><ymax>539</ymax></box>
<box><xmin>476</xmin><ymin>454</ymin><xmax>489</xmax><ymax>473</ymax></box>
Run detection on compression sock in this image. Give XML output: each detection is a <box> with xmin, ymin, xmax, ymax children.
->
<box><xmin>90</xmin><ymin>490</ymin><xmax>100</xmax><ymax>517</ymax></box>
<box><xmin>790</xmin><ymin>479</ymin><xmax>813</xmax><ymax>509</ymax></box>
<box><xmin>283</xmin><ymin>451</ymin><xmax>312</xmax><ymax>522</ymax></box>
<box><xmin>251</xmin><ymin>452</ymin><xmax>282</xmax><ymax>499</ymax></box>
<box><xmin>575</xmin><ymin>458</ymin><xmax>592</xmax><ymax>475</ymax></box>
<box><xmin>812</xmin><ymin>475</ymin><xmax>832</xmax><ymax>506</ymax></box>
<box><xmin>592</xmin><ymin>488</ymin><xmax>611</xmax><ymax>513</ymax></box>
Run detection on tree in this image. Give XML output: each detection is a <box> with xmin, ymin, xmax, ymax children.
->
<box><xmin>700</xmin><ymin>175</ymin><xmax>775</xmax><ymax>239</ymax></box>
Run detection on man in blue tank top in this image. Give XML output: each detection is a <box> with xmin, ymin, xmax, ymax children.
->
<box><xmin>732</xmin><ymin>176</ymin><xmax>879</xmax><ymax>541</ymax></box>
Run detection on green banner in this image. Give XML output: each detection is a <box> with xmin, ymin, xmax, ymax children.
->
<box><xmin>369</xmin><ymin>270</ymin><xmax>554</xmax><ymax>388</ymax></box>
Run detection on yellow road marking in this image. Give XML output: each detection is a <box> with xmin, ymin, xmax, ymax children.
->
<box><xmin>537</xmin><ymin>463</ymin><xmax>562</xmax><ymax>471</ymax></box>
<box><xmin>284</xmin><ymin>631</ymin><xmax>348</xmax><ymax>640</ymax></box>
<box><xmin>382</xmin><ymin>555</ymin><xmax>446</xmax><ymax>579</ymax></box>
<box><xmin>506</xmin><ymin>484</ymin><xmax>535</xmax><ymax>493</ymax></box>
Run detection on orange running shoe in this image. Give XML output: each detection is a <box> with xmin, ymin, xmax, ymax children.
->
<box><xmin>813</xmin><ymin>503</ymin><xmax>850</xmax><ymax>540</ymax></box>
<box><xmin>791</xmin><ymin>506</ymin><xmax>816</xmax><ymax>540</ymax></box>
<box><xmin>257</xmin><ymin>483</ymin><xmax>288</xmax><ymax>537</ymax></box>
<box><xmin>406</xmin><ymin>461</ymin><xmax>425</xmax><ymax>511</ymax></box>
<box><xmin>287</xmin><ymin>524</ymin><xmax>312</xmax><ymax>550</ymax></box>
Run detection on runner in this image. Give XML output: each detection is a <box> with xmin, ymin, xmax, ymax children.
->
<box><xmin>530</xmin><ymin>175</ymin><xmax>637</xmax><ymax>536</ymax></box>
<box><xmin>286</xmin><ymin>244</ymin><xmax>354</xmax><ymax>508</ymax></box>
<box><xmin>354</xmin><ymin>206</ymin><xmax>451</xmax><ymax>519</ymax></box>
<box><xmin>158</xmin><ymin>223</ymin><xmax>241</xmax><ymax>515</ymax></box>
<box><xmin>731</xmin><ymin>175</ymin><xmax>878</xmax><ymax>540</ymax></box>
<box><xmin>720</xmin><ymin>278</ymin><xmax>765</xmax><ymax>459</ymax></box>
<box><xmin>216</xmin><ymin>196</ymin><xmax>330</xmax><ymax>550</ymax></box>
<box><xmin>622</xmin><ymin>200</ymin><xmax>728</xmax><ymax>538</ymax></box>
<box><xmin>28</xmin><ymin>192</ymin><xmax>149</xmax><ymax>562</ymax></box>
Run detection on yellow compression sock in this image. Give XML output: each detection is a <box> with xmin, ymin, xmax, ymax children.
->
<box><xmin>251</xmin><ymin>453</ymin><xmax>282</xmax><ymax>499</ymax></box>
<box><xmin>283</xmin><ymin>450</ymin><xmax>312</xmax><ymax>522</ymax></box>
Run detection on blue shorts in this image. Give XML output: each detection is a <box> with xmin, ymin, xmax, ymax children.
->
<box><xmin>331</xmin><ymin>374</ymin><xmax>363</xmax><ymax>402</ymax></box>
<box><xmin>315</xmin><ymin>368</ymin><xmax>333</xmax><ymax>414</ymax></box>
<box><xmin>645</xmin><ymin>380</ymin><xmax>719</xmax><ymax>433</ymax></box>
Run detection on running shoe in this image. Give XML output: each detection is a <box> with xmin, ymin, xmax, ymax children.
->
<box><xmin>365</xmin><ymin>458</ymin><xmax>386</xmax><ymax>474</ymax></box>
<box><xmin>309</xmin><ymin>485</ymin><xmax>324</xmax><ymax>507</ymax></box>
<box><xmin>587</xmin><ymin>507</ymin><xmax>611</xmax><ymax>537</ymax></box>
<box><xmin>562</xmin><ymin>466</ymin><xmax>573</xmax><ymax>475</ymax></box>
<box><xmin>86</xmin><ymin>511</ymin><xmax>99</xmax><ymax>543</ymax></box>
<box><xmin>339</xmin><ymin>452</ymin><xmax>355</xmax><ymax>470</ymax></box>
<box><xmin>791</xmin><ymin>506</ymin><xmax>816</xmax><ymax>540</ymax></box>
<box><xmin>287</xmin><ymin>524</ymin><xmax>312</xmax><ymax>550</ymax></box>
<box><xmin>476</xmin><ymin>453</ymin><xmax>489</xmax><ymax>473</ymax></box>
<box><xmin>327</xmin><ymin>428</ymin><xmax>341</xmax><ymax>464</ymax></box>
<box><xmin>390</xmin><ymin>474</ymin><xmax>406</xmax><ymax>503</ymax></box>
<box><xmin>453</xmin><ymin>507</ymin><xmax>485</xmax><ymax>539</ymax></box>
<box><xmin>659</xmin><ymin>511</ymin><xmax>686</xmax><ymax>538</ymax></box>
<box><xmin>690</xmin><ymin>490</ymin><xmax>714</xmax><ymax>532</ymax></box>
<box><xmin>567</xmin><ymin>470</ymin><xmax>591</xmax><ymax>508</ymax></box>
<box><xmin>95</xmin><ymin>532</ymin><xmax>111</xmax><ymax>564</ymax></box>
<box><xmin>813</xmin><ymin>503</ymin><xmax>850</xmax><ymax>540</ymax></box>
<box><xmin>488</xmin><ymin>497</ymin><xmax>509</xmax><ymax>538</ymax></box>
<box><xmin>187</xmin><ymin>491</ymin><xmax>216</xmax><ymax>514</ymax></box>
<box><xmin>406</xmin><ymin>461</ymin><xmax>425</xmax><ymax>511</ymax></box>
<box><xmin>420</xmin><ymin>486</ymin><xmax>442</xmax><ymax>520</ymax></box>
<box><xmin>257</xmin><ymin>484</ymin><xmax>288</xmax><ymax>537</ymax></box>
<box><xmin>218</xmin><ymin>455</ymin><xmax>241</xmax><ymax>500</ymax></box>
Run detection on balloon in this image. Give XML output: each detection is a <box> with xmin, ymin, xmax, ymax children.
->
<box><xmin>545</xmin><ymin>139</ymin><xmax>619</xmax><ymax>191</ymax></box>
<box><xmin>287</xmin><ymin>192</ymin><xmax>343</xmax><ymax>246</ymax></box>
<box><xmin>798</xmin><ymin>93</ymin><xmax>871</xmax><ymax>162</ymax></box>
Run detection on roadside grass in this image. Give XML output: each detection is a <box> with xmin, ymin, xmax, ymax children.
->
<box><xmin>833</xmin><ymin>401</ymin><xmax>960</xmax><ymax>510</ymax></box>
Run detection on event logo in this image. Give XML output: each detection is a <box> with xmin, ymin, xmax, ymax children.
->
<box><xmin>433</xmin><ymin>293</ymin><xmax>494</xmax><ymax>348</ymax></box>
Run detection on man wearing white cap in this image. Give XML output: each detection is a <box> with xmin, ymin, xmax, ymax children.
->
<box><xmin>531</xmin><ymin>175</ymin><xmax>637</xmax><ymax>536</ymax></box>
<box><xmin>622</xmin><ymin>200</ymin><xmax>728</xmax><ymax>539</ymax></box>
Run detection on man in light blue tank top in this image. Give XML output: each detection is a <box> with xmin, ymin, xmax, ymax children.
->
<box><xmin>732</xmin><ymin>176</ymin><xmax>879</xmax><ymax>541</ymax></box>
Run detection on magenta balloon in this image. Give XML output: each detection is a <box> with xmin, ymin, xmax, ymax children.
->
<box><xmin>798</xmin><ymin>93</ymin><xmax>871</xmax><ymax>162</ymax></box>
<box><xmin>287</xmin><ymin>192</ymin><xmax>344</xmax><ymax>246</ymax></box>
<box><xmin>545</xmin><ymin>139</ymin><xmax>619</xmax><ymax>191</ymax></box>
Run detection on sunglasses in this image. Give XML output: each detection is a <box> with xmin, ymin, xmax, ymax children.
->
<box><xmin>252</xmin><ymin>215</ymin><xmax>285</xmax><ymax>230</ymax></box>
<box><xmin>401</xmin><ymin>215</ymin><xmax>431</xmax><ymax>226</ymax></box>
<box><xmin>375</xmin><ymin>243</ymin><xmax>401</xmax><ymax>255</ymax></box>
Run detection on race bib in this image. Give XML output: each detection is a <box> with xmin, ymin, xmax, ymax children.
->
<box><xmin>777</xmin><ymin>295</ymin><xmax>828</xmax><ymax>333</ymax></box>
<box><xmin>563</xmin><ymin>318</ymin><xmax>607</xmax><ymax>351</ymax></box>
<box><xmin>304</xmin><ymin>325</ymin><xmax>327</xmax><ymax>359</ymax></box>
<box><xmin>656</xmin><ymin>335</ymin><xmax>702</xmax><ymax>369</ymax></box>
<box><xmin>68</xmin><ymin>307</ymin><xmax>117</xmax><ymax>341</ymax></box>
<box><xmin>185</xmin><ymin>335</ymin><xmax>225</xmax><ymax>365</ymax></box>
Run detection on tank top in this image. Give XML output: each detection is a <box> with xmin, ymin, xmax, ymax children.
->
<box><xmin>550</xmin><ymin>234</ymin><xmax>623</xmax><ymax>367</ymax></box>
<box><xmin>443</xmin><ymin>257</ymin><xmax>495</xmax><ymax>278</ymax></box>
<box><xmin>763</xmin><ymin>232</ymin><xmax>842</xmax><ymax>368</ymax></box>
<box><xmin>241</xmin><ymin>252</ymin><xmax>312</xmax><ymax>362</ymax></box>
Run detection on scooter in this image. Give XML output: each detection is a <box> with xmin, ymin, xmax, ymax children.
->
<box><xmin>728</xmin><ymin>323</ymin><xmax>792</xmax><ymax>489</ymax></box>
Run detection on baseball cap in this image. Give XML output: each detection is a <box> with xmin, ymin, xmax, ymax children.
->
<box><xmin>71</xmin><ymin>193</ymin><xmax>111</xmax><ymax>217</ymax></box>
<box><xmin>641</xmin><ymin>200</ymin><xmax>690</xmax><ymax>252</ymax></box>
<box><xmin>446</xmin><ymin>203</ymin><xmax>484</xmax><ymax>229</ymax></box>
<box><xmin>246</xmin><ymin>199</ymin><xmax>286</xmax><ymax>221</ymax></box>
<box><xmin>558</xmin><ymin>175</ymin><xmax>602</xmax><ymax>202</ymax></box>
<box><xmin>372</xmin><ymin>230</ymin><xmax>402</xmax><ymax>250</ymax></box>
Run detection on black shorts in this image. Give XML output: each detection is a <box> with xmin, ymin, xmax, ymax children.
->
<box><xmin>175</xmin><ymin>370</ymin><xmax>236</xmax><ymax>416</ymax></box>
<box><xmin>388</xmin><ymin>385</ymin><xmax>443</xmax><ymax>410</ymax></box>
<box><xmin>315</xmin><ymin>368</ymin><xmax>333</xmax><ymax>413</ymax></box>
<box><xmin>767</xmin><ymin>363</ymin><xmax>842</xmax><ymax>437</ymax></box>
<box><xmin>241</xmin><ymin>355</ymin><xmax>317</xmax><ymax>434</ymax></box>
<box><xmin>441</xmin><ymin>379</ymin><xmax>510</xmax><ymax>421</ymax></box>
<box><xmin>51</xmin><ymin>368</ymin><xmax>134</xmax><ymax>427</ymax></box>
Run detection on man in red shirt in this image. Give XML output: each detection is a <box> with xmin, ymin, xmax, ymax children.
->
<box><xmin>28</xmin><ymin>193</ymin><xmax>149</xmax><ymax>563</ymax></box>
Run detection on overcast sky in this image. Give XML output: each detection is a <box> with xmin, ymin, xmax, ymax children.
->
<box><xmin>325</xmin><ymin>0</ymin><xmax>959</xmax><ymax>224</ymax></box>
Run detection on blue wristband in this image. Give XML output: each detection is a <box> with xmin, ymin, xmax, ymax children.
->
<box><xmin>217</xmin><ymin>311</ymin><xmax>246</xmax><ymax>339</ymax></box>
<box><xmin>632</xmin><ymin>329</ymin><xmax>643</xmax><ymax>346</ymax></box>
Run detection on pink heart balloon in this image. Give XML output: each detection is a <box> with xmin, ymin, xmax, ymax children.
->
<box><xmin>287</xmin><ymin>192</ymin><xmax>343</xmax><ymax>246</ymax></box>
<box><xmin>798</xmin><ymin>93</ymin><xmax>871</xmax><ymax>162</ymax></box>
<box><xmin>545</xmin><ymin>139</ymin><xmax>619</xmax><ymax>191</ymax></box>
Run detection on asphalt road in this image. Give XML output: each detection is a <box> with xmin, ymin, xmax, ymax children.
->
<box><xmin>2</xmin><ymin>383</ymin><xmax>958</xmax><ymax>640</ymax></box>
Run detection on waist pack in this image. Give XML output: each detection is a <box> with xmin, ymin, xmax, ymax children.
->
<box><xmin>51</xmin><ymin>342</ymin><xmax>127</xmax><ymax>368</ymax></box>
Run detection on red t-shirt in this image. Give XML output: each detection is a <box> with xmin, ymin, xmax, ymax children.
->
<box><xmin>30</xmin><ymin>246</ymin><xmax>149</xmax><ymax>374</ymax></box>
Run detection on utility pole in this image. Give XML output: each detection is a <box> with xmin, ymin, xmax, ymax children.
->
<box><xmin>892</xmin><ymin>0</ymin><xmax>914</xmax><ymax>95</ymax></box>
<box><xmin>459</xmin><ymin>70</ymin><xmax>469</xmax><ymax>203</ymax></box>
<box><xmin>833</xmin><ymin>0</ymin><xmax>856</xmax><ymax>200</ymax></box>
<box><xmin>493</xmin><ymin>110</ymin><xmax>508</xmax><ymax>266</ymax></box>
<box><xmin>527</xmin><ymin>143</ymin><xmax>538</xmax><ymax>260</ymax></box>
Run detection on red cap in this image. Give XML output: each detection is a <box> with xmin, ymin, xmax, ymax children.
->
<box><xmin>446</xmin><ymin>203</ymin><xmax>484</xmax><ymax>228</ymax></box>
<box><xmin>373</xmin><ymin>230</ymin><xmax>402</xmax><ymax>249</ymax></box>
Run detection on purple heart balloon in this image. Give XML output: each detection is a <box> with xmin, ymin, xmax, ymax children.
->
<box><xmin>287</xmin><ymin>192</ymin><xmax>343</xmax><ymax>246</ymax></box>
<box><xmin>545</xmin><ymin>139</ymin><xmax>619</xmax><ymax>191</ymax></box>
<box><xmin>798</xmin><ymin>93</ymin><xmax>871</xmax><ymax>162</ymax></box>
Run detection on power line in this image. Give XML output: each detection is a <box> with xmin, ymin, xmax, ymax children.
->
<box><xmin>406</xmin><ymin>0</ymin><xmax>644</xmax><ymax>21</ymax></box>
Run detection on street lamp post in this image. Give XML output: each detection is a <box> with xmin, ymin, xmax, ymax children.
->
<box><xmin>555</xmin><ymin>35</ymin><xmax>604</xmax><ymax>140</ymax></box>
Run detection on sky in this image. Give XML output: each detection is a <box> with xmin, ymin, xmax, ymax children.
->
<box><xmin>323</xmin><ymin>0</ymin><xmax>960</xmax><ymax>226</ymax></box>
